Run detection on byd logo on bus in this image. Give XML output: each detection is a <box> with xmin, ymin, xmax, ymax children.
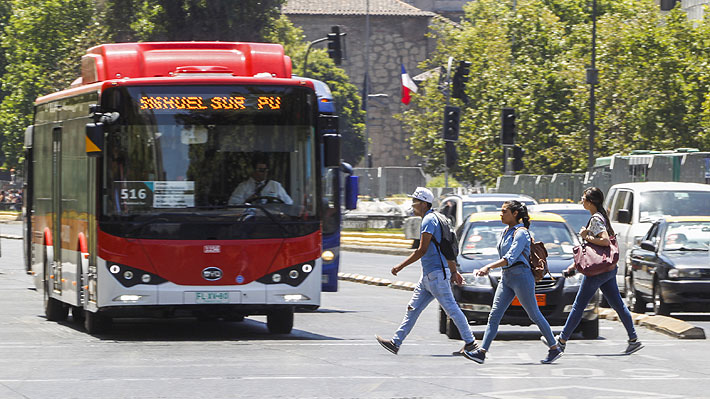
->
<box><xmin>202</xmin><ymin>267</ymin><xmax>223</xmax><ymax>281</ymax></box>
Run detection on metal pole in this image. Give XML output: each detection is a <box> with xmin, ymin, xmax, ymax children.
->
<box><xmin>364</xmin><ymin>0</ymin><xmax>372</xmax><ymax>168</ymax></box>
<box><xmin>587</xmin><ymin>0</ymin><xmax>597</xmax><ymax>172</ymax></box>
<box><xmin>444</xmin><ymin>56</ymin><xmax>454</xmax><ymax>189</ymax></box>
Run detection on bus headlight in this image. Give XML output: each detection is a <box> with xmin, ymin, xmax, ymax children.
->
<box><xmin>107</xmin><ymin>263</ymin><xmax>166</xmax><ymax>287</ymax></box>
<box><xmin>258</xmin><ymin>261</ymin><xmax>315</xmax><ymax>287</ymax></box>
<box><xmin>321</xmin><ymin>250</ymin><xmax>335</xmax><ymax>262</ymax></box>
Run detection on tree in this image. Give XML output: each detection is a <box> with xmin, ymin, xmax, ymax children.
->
<box><xmin>403</xmin><ymin>0</ymin><xmax>710</xmax><ymax>185</ymax></box>
<box><xmin>0</xmin><ymin>0</ymin><xmax>100</xmax><ymax>168</ymax></box>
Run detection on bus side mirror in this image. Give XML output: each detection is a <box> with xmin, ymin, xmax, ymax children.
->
<box><xmin>85</xmin><ymin>122</ymin><xmax>104</xmax><ymax>157</ymax></box>
<box><xmin>345</xmin><ymin>175</ymin><xmax>359</xmax><ymax>210</ymax></box>
<box><xmin>323</xmin><ymin>134</ymin><xmax>341</xmax><ymax>167</ymax></box>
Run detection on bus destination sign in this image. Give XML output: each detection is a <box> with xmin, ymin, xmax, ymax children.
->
<box><xmin>139</xmin><ymin>94</ymin><xmax>282</xmax><ymax>112</ymax></box>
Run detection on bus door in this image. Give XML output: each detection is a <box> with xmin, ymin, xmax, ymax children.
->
<box><xmin>51</xmin><ymin>126</ymin><xmax>62</xmax><ymax>293</ymax></box>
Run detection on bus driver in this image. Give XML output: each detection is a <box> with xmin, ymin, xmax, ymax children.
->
<box><xmin>228</xmin><ymin>156</ymin><xmax>293</xmax><ymax>205</ymax></box>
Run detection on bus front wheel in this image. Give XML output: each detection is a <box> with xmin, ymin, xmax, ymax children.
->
<box><xmin>84</xmin><ymin>310</ymin><xmax>111</xmax><ymax>334</ymax></box>
<box><xmin>267</xmin><ymin>307</ymin><xmax>294</xmax><ymax>334</ymax></box>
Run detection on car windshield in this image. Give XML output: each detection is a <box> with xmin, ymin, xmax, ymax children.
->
<box><xmin>664</xmin><ymin>221</ymin><xmax>710</xmax><ymax>251</ymax></box>
<box><xmin>544</xmin><ymin>210</ymin><xmax>589</xmax><ymax>234</ymax></box>
<box><xmin>462</xmin><ymin>199</ymin><xmax>535</xmax><ymax>222</ymax></box>
<box><xmin>462</xmin><ymin>220</ymin><xmax>577</xmax><ymax>256</ymax></box>
<box><xmin>639</xmin><ymin>191</ymin><xmax>710</xmax><ymax>221</ymax></box>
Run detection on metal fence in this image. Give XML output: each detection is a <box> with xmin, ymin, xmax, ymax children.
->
<box><xmin>353</xmin><ymin>167</ymin><xmax>428</xmax><ymax>199</ymax></box>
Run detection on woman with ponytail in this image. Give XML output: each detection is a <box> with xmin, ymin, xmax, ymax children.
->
<box><xmin>554</xmin><ymin>187</ymin><xmax>643</xmax><ymax>355</ymax></box>
<box><xmin>464</xmin><ymin>200</ymin><xmax>562</xmax><ymax>364</ymax></box>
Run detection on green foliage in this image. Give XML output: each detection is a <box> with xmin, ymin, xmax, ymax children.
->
<box><xmin>427</xmin><ymin>174</ymin><xmax>461</xmax><ymax>188</ymax></box>
<box><xmin>404</xmin><ymin>0</ymin><xmax>710</xmax><ymax>185</ymax></box>
<box><xmin>0</xmin><ymin>1</ymin><xmax>365</xmax><ymax>170</ymax></box>
<box><xmin>0</xmin><ymin>0</ymin><xmax>101</xmax><ymax>167</ymax></box>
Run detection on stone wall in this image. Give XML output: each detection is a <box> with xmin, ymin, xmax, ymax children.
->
<box><xmin>286</xmin><ymin>14</ymin><xmax>436</xmax><ymax>168</ymax></box>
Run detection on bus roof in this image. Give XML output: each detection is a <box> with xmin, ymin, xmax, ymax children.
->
<box><xmin>80</xmin><ymin>42</ymin><xmax>292</xmax><ymax>84</ymax></box>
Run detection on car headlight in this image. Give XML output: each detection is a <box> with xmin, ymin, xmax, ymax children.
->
<box><xmin>463</xmin><ymin>273</ymin><xmax>491</xmax><ymax>287</ymax></box>
<box><xmin>564</xmin><ymin>272</ymin><xmax>584</xmax><ymax>287</ymax></box>
<box><xmin>669</xmin><ymin>268</ymin><xmax>703</xmax><ymax>279</ymax></box>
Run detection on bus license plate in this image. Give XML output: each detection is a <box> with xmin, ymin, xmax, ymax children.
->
<box><xmin>194</xmin><ymin>291</ymin><xmax>230</xmax><ymax>304</ymax></box>
<box><xmin>511</xmin><ymin>294</ymin><xmax>546</xmax><ymax>307</ymax></box>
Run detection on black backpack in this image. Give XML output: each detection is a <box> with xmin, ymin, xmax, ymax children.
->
<box><xmin>431</xmin><ymin>212</ymin><xmax>459</xmax><ymax>261</ymax></box>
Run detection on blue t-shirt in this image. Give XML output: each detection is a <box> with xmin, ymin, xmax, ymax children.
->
<box><xmin>497</xmin><ymin>223</ymin><xmax>531</xmax><ymax>268</ymax></box>
<box><xmin>420</xmin><ymin>210</ymin><xmax>448</xmax><ymax>275</ymax></box>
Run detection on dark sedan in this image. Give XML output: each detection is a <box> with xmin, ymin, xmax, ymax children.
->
<box><xmin>626</xmin><ymin>217</ymin><xmax>710</xmax><ymax>315</ymax></box>
<box><xmin>440</xmin><ymin>212</ymin><xmax>600</xmax><ymax>339</ymax></box>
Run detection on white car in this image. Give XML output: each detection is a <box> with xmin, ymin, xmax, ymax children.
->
<box><xmin>528</xmin><ymin>203</ymin><xmax>588</xmax><ymax>234</ymax></box>
<box><xmin>604</xmin><ymin>182</ymin><xmax>710</xmax><ymax>293</ymax></box>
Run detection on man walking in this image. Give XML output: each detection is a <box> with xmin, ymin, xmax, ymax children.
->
<box><xmin>376</xmin><ymin>187</ymin><xmax>477</xmax><ymax>355</ymax></box>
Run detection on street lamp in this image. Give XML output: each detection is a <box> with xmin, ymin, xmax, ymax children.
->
<box><xmin>587</xmin><ymin>0</ymin><xmax>598</xmax><ymax>172</ymax></box>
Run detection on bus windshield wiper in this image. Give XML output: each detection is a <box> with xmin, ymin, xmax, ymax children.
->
<box><xmin>126</xmin><ymin>213</ymin><xmax>185</xmax><ymax>237</ymax></box>
<box><xmin>666</xmin><ymin>247</ymin><xmax>708</xmax><ymax>252</ymax></box>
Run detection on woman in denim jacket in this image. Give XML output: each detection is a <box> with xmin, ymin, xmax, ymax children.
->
<box><xmin>464</xmin><ymin>200</ymin><xmax>562</xmax><ymax>364</ymax></box>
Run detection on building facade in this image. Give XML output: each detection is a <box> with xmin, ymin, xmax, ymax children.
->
<box><xmin>283</xmin><ymin>0</ymin><xmax>438</xmax><ymax>167</ymax></box>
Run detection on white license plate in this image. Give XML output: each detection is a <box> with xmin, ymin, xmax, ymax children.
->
<box><xmin>194</xmin><ymin>291</ymin><xmax>230</xmax><ymax>304</ymax></box>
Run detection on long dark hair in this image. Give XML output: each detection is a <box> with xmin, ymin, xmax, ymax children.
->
<box><xmin>583</xmin><ymin>187</ymin><xmax>615</xmax><ymax>236</ymax></box>
<box><xmin>503</xmin><ymin>200</ymin><xmax>530</xmax><ymax>228</ymax></box>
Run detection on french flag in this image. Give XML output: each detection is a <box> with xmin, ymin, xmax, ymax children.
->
<box><xmin>401</xmin><ymin>64</ymin><xmax>418</xmax><ymax>105</ymax></box>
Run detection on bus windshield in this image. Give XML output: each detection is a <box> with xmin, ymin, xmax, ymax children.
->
<box><xmin>100</xmin><ymin>85</ymin><xmax>318</xmax><ymax>239</ymax></box>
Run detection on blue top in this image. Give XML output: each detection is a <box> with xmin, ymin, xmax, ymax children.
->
<box><xmin>497</xmin><ymin>223</ymin><xmax>531</xmax><ymax>268</ymax></box>
<box><xmin>420</xmin><ymin>210</ymin><xmax>448</xmax><ymax>275</ymax></box>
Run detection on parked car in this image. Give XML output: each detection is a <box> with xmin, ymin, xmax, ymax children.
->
<box><xmin>604</xmin><ymin>182</ymin><xmax>710</xmax><ymax>294</ymax></box>
<box><xmin>440</xmin><ymin>212</ymin><xmax>599</xmax><ymax>339</ymax></box>
<box><xmin>528</xmin><ymin>203</ymin><xmax>588</xmax><ymax>234</ymax></box>
<box><xmin>626</xmin><ymin>216</ymin><xmax>710</xmax><ymax>315</ymax></box>
<box><xmin>403</xmin><ymin>193</ymin><xmax>538</xmax><ymax>247</ymax></box>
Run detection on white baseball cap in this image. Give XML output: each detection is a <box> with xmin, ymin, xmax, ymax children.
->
<box><xmin>409</xmin><ymin>187</ymin><xmax>434</xmax><ymax>204</ymax></box>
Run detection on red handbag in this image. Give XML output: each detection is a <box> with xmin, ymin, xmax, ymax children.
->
<box><xmin>573</xmin><ymin>235</ymin><xmax>620</xmax><ymax>276</ymax></box>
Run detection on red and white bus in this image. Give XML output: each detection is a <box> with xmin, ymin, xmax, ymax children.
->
<box><xmin>23</xmin><ymin>42</ymin><xmax>343</xmax><ymax>334</ymax></box>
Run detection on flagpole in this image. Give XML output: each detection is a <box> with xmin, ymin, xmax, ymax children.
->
<box><xmin>364</xmin><ymin>0</ymin><xmax>372</xmax><ymax>168</ymax></box>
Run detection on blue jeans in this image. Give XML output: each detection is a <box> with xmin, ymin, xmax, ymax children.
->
<box><xmin>392</xmin><ymin>269</ymin><xmax>474</xmax><ymax>347</ymax></box>
<box><xmin>481</xmin><ymin>263</ymin><xmax>556</xmax><ymax>351</ymax></box>
<box><xmin>560</xmin><ymin>267</ymin><xmax>637</xmax><ymax>341</ymax></box>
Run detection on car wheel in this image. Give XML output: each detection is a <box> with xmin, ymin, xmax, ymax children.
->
<box><xmin>625</xmin><ymin>274</ymin><xmax>647</xmax><ymax>313</ymax></box>
<box><xmin>580</xmin><ymin>318</ymin><xmax>599</xmax><ymax>339</ymax></box>
<box><xmin>653</xmin><ymin>280</ymin><xmax>671</xmax><ymax>316</ymax></box>
<box><xmin>445</xmin><ymin>315</ymin><xmax>461</xmax><ymax>340</ymax></box>
<box><xmin>438</xmin><ymin>307</ymin><xmax>447</xmax><ymax>334</ymax></box>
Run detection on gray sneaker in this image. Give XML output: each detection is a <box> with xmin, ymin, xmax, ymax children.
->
<box><xmin>463</xmin><ymin>348</ymin><xmax>486</xmax><ymax>364</ymax></box>
<box><xmin>453</xmin><ymin>340</ymin><xmax>479</xmax><ymax>355</ymax></box>
<box><xmin>375</xmin><ymin>335</ymin><xmax>399</xmax><ymax>355</ymax></box>
<box><xmin>625</xmin><ymin>339</ymin><xmax>644</xmax><ymax>355</ymax></box>
<box><xmin>541</xmin><ymin>346</ymin><xmax>563</xmax><ymax>364</ymax></box>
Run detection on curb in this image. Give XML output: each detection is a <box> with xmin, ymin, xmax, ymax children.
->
<box><xmin>339</xmin><ymin>272</ymin><xmax>706</xmax><ymax>340</ymax></box>
<box><xmin>599</xmin><ymin>308</ymin><xmax>705</xmax><ymax>339</ymax></box>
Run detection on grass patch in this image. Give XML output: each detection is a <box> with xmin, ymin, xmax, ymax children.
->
<box><xmin>342</xmin><ymin>227</ymin><xmax>402</xmax><ymax>234</ymax></box>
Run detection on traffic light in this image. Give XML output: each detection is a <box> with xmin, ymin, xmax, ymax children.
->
<box><xmin>512</xmin><ymin>145</ymin><xmax>524</xmax><ymax>171</ymax></box>
<box><xmin>443</xmin><ymin>105</ymin><xmax>460</xmax><ymax>141</ymax></box>
<box><xmin>451</xmin><ymin>61</ymin><xmax>471</xmax><ymax>101</ymax></box>
<box><xmin>660</xmin><ymin>0</ymin><xmax>677</xmax><ymax>11</ymax></box>
<box><xmin>500</xmin><ymin>107</ymin><xmax>516</xmax><ymax>145</ymax></box>
<box><xmin>445</xmin><ymin>141</ymin><xmax>457</xmax><ymax>169</ymax></box>
<box><xmin>327</xmin><ymin>26</ymin><xmax>342</xmax><ymax>65</ymax></box>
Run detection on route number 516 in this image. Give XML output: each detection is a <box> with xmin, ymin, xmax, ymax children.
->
<box><xmin>120</xmin><ymin>188</ymin><xmax>148</xmax><ymax>200</ymax></box>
